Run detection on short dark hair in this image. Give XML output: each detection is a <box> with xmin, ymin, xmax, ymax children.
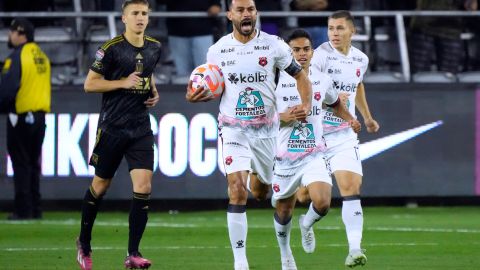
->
<box><xmin>329</xmin><ymin>10</ymin><xmax>355</xmax><ymax>27</ymax></box>
<box><xmin>122</xmin><ymin>0</ymin><xmax>149</xmax><ymax>12</ymax></box>
<box><xmin>10</xmin><ymin>18</ymin><xmax>35</xmax><ymax>42</ymax></box>
<box><xmin>286</xmin><ymin>29</ymin><xmax>313</xmax><ymax>46</ymax></box>
<box><xmin>228</xmin><ymin>0</ymin><xmax>256</xmax><ymax>10</ymax></box>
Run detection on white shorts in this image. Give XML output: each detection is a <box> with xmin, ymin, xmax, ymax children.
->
<box><xmin>220</xmin><ymin>128</ymin><xmax>275</xmax><ymax>185</ymax></box>
<box><xmin>272</xmin><ymin>154</ymin><xmax>332</xmax><ymax>201</ymax></box>
<box><xmin>324</xmin><ymin>138</ymin><xmax>363</xmax><ymax>176</ymax></box>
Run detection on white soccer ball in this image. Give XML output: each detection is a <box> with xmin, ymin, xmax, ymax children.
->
<box><xmin>189</xmin><ymin>63</ymin><xmax>225</xmax><ymax>98</ymax></box>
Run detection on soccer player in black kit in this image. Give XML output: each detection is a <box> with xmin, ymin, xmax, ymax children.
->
<box><xmin>75</xmin><ymin>1</ymin><xmax>160</xmax><ymax>269</ymax></box>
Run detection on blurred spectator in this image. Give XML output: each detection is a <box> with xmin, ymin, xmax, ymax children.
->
<box><xmin>0</xmin><ymin>18</ymin><xmax>51</xmax><ymax>220</ymax></box>
<box><xmin>159</xmin><ymin>0</ymin><xmax>221</xmax><ymax>82</ymax></box>
<box><xmin>290</xmin><ymin>0</ymin><xmax>351</xmax><ymax>48</ymax></box>
<box><xmin>409</xmin><ymin>0</ymin><xmax>477</xmax><ymax>74</ymax></box>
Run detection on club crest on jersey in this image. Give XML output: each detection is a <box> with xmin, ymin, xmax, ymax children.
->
<box><xmin>314</xmin><ymin>92</ymin><xmax>321</xmax><ymax>101</ymax></box>
<box><xmin>258</xmin><ymin>57</ymin><xmax>268</xmax><ymax>67</ymax></box>
<box><xmin>95</xmin><ymin>49</ymin><xmax>105</xmax><ymax>61</ymax></box>
<box><xmin>356</xmin><ymin>68</ymin><xmax>360</xmax><ymax>77</ymax></box>
<box><xmin>225</xmin><ymin>156</ymin><xmax>233</xmax><ymax>166</ymax></box>
<box><xmin>273</xmin><ymin>184</ymin><xmax>280</xmax><ymax>193</ymax></box>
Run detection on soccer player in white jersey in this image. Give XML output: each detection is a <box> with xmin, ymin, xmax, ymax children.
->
<box><xmin>297</xmin><ymin>10</ymin><xmax>380</xmax><ymax>268</ymax></box>
<box><xmin>272</xmin><ymin>29</ymin><xmax>361</xmax><ymax>270</ymax></box>
<box><xmin>186</xmin><ymin>1</ymin><xmax>312</xmax><ymax>269</ymax></box>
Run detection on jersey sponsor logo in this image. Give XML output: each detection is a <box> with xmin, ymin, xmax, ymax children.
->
<box><xmin>327</xmin><ymin>56</ymin><xmax>338</xmax><ymax>61</ymax></box>
<box><xmin>258</xmin><ymin>56</ymin><xmax>268</xmax><ymax>67</ymax></box>
<box><xmin>254</xmin><ymin>45</ymin><xmax>270</xmax><ymax>50</ymax></box>
<box><xmin>308</xmin><ymin>106</ymin><xmax>322</xmax><ymax>116</ymax></box>
<box><xmin>340</xmin><ymin>60</ymin><xmax>353</xmax><ymax>65</ymax></box>
<box><xmin>235</xmin><ymin>87</ymin><xmax>266</xmax><ymax>120</ymax></box>
<box><xmin>312</xmin><ymin>80</ymin><xmax>321</xmax><ymax>85</ymax></box>
<box><xmin>95</xmin><ymin>49</ymin><xmax>105</xmax><ymax>61</ymax></box>
<box><xmin>324</xmin><ymin>98</ymin><xmax>349</xmax><ymax>125</ymax></box>
<box><xmin>281</xmin><ymin>82</ymin><xmax>296</xmax><ymax>88</ymax></box>
<box><xmin>227</xmin><ymin>72</ymin><xmax>267</xmax><ymax>84</ymax></box>
<box><xmin>352</xmin><ymin>56</ymin><xmax>364</xmax><ymax>63</ymax></box>
<box><xmin>221</xmin><ymin>60</ymin><xmax>237</xmax><ymax>67</ymax></box>
<box><xmin>356</xmin><ymin>68</ymin><xmax>361</xmax><ymax>77</ymax></box>
<box><xmin>328</xmin><ymin>68</ymin><xmax>342</xmax><ymax>74</ymax></box>
<box><xmin>237</xmin><ymin>51</ymin><xmax>253</xmax><ymax>55</ymax></box>
<box><xmin>221</xmin><ymin>47</ymin><xmax>235</xmax><ymax>53</ymax></box>
<box><xmin>288</xmin><ymin>123</ymin><xmax>316</xmax><ymax>152</ymax></box>
<box><xmin>314</xmin><ymin>92</ymin><xmax>321</xmax><ymax>101</ymax></box>
<box><xmin>333</xmin><ymin>81</ymin><xmax>357</xmax><ymax>92</ymax></box>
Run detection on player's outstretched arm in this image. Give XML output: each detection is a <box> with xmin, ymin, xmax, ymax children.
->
<box><xmin>293</xmin><ymin>69</ymin><xmax>312</xmax><ymax>118</ymax></box>
<box><xmin>331</xmin><ymin>98</ymin><xmax>362</xmax><ymax>133</ymax></box>
<box><xmin>355</xmin><ymin>82</ymin><xmax>379</xmax><ymax>133</ymax></box>
<box><xmin>84</xmin><ymin>70</ymin><xmax>142</xmax><ymax>93</ymax></box>
<box><xmin>185</xmin><ymin>80</ymin><xmax>215</xmax><ymax>103</ymax></box>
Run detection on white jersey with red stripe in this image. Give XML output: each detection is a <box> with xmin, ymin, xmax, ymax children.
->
<box><xmin>207</xmin><ymin>30</ymin><xmax>297</xmax><ymax>138</ymax></box>
<box><xmin>275</xmin><ymin>67</ymin><xmax>338</xmax><ymax>167</ymax></box>
<box><xmin>312</xmin><ymin>42</ymin><xmax>368</xmax><ymax>146</ymax></box>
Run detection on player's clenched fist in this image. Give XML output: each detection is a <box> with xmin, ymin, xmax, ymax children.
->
<box><xmin>123</xmin><ymin>71</ymin><xmax>142</xmax><ymax>89</ymax></box>
<box><xmin>349</xmin><ymin>119</ymin><xmax>362</xmax><ymax>133</ymax></box>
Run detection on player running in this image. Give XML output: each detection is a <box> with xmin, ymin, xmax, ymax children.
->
<box><xmin>186</xmin><ymin>1</ymin><xmax>312</xmax><ymax>269</ymax></box>
<box><xmin>272</xmin><ymin>29</ymin><xmax>360</xmax><ymax>270</ymax></box>
<box><xmin>297</xmin><ymin>10</ymin><xmax>380</xmax><ymax>268</ymax></box>
<box><xmin>75</xmin><ymin>1</ymin><xmax>160</xmax><ymax>269</ymax></box>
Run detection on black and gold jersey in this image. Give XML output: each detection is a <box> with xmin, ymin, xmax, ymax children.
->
<box><xmin>90</xmin><ymin>34</ymin><xmax>161</xmax><ymax>137</ymax></box>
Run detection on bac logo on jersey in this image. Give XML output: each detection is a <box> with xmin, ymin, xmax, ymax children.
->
<box><xmin>356</xmin><ymin>68</ymin><xmax>361</xmax><ymax>77</ymax></box>
<box><xmin>314</xmin><ymin>92</ymin><xmax>321</xmax><ymax>101</ymax></box>
<box><xmin>353</xmin><ymin>56</ymin><xmax>364</xmax><ymax>63</ymax></box>
<box><xmin>258</xmin><ymin>57</ymin><xmax>268</xmax><ymax>67</ymax></box>
<box><xmin>328</xmin><ymin>68</ymin><xmax>342</xmax><ymax>74</ymax></box>
<box><xmin>221</xmin><ymin>60</ymin><xmax>237</xmax><ymax>67</ymax></box>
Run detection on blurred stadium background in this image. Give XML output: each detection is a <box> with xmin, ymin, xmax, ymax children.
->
<box><xmin>0</xmin><ymin>0</ymin><xmax>479</xmax><ymax>269</ymax></box>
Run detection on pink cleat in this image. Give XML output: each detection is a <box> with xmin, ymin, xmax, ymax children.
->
<box><xmin>124</xmin><ymin>251</ymin><xmax>151</xmax><ymax>269</ymax></box>
<box><xmin>76</xmin><ymin>238</ymin><xmax>92</xmax><ymax>270</ymax></box>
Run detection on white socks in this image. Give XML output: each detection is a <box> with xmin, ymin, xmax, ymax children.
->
<box><xmin>273</xmin><ymin>214</ymin><xmax>292</xmax><ymax>257</ymax></box>
<box><xmin>302</xmin><ymin>203</ymin><xmax>324</xmax><ymax>228</ymax></box>
<box><xmin>227</xmin><ymin>206</ymin><xmax>248</xmax><ymax>264</ymax></box>
<box><xmin>342</xmin><ymin>199</ymin><xmax>363</xmax><ymax>251</ymax></box>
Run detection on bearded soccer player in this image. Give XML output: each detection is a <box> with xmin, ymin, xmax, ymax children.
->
<box><xmin>186</xmin><ymin>1</ymin><xmax>312</xmax><ymax>269</ymax></box>
<box><xmin>298</xmin><ymin>10</ymin><xmax>380</xmax><ymax>268</ymax></box>
<box><xmin>75</xmin><ymin>1</ymin><xmax>161</xmax><ymax>269</ymax></box>
<box><xmin>272</xmin><ymin>29</ymin><xmax>360</xmax><ymax>270</ymax></box>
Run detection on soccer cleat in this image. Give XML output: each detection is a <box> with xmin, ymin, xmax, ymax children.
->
<box><xmin>281</xmin><ymin>255</ymin><xmax>297</xmax><ymax>270</ymax></box>
<box><xmin>76</xmin><ymin>238</ymin><xmax>92</xmax><ymax>270</ymax></box>
<box><xmin>298</xmin><ymin>214</ymin><xmax>315</xmax><ymax>253</ymax></box>
<box><xmin>345</xmin><ymin>249</ymin><xmax>367</xmax><ymax>268</ymax></box>
<box><xmin>234</xmin><ymin>261</ymin><xmax>249</xmax><ymax>270</ymax></box>
<box><xmin>124</xmin><ymin>251</ymin><xmax>151</xmax><ymax>269</ymax></box>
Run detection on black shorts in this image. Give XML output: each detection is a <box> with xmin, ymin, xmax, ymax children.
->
<box><xmin>89</xmin><ymin>129</ymin><xmax>154</xmax><ymax>179</ymax></box>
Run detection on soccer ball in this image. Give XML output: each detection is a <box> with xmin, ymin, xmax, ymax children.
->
<box><xmin>189</xmin><ymin>63</ymin><xmax>225</xmax><ymax>98</ymax></box>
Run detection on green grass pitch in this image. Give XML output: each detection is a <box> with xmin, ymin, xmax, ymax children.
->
<box><xmin>0</xmin><ymin>207</ymin><xmax>479</xmax><ymax>269</ymax></box>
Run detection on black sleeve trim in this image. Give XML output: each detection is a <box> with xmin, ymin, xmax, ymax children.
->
<box><xmin>326</xmin><ymin>97</ymin><xmax>340</xmax><ymax>108</ymax></box>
